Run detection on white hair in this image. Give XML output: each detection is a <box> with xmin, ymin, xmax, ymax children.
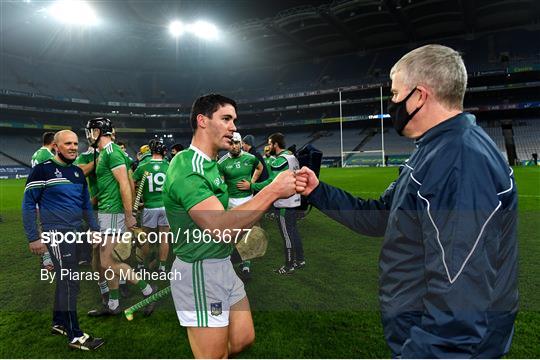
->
<box><xmin>390</xmin><ymin>44</ymin><xmax>467</xmax><ymax>110</ymax></box>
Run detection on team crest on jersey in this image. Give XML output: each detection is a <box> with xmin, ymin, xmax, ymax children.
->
<box><xmin>54</xmin><ymin>168</ymin><xmax>62</xmax><ymax>178</ymax></box>
<box><xmin>210</xmin><ymin>302</ymin><xmax>222</xmax><ymax>316</ymax></box>
<box><xmin>153</xmin><ymin>164</ymin><xmax>160</xmax><ymax>171</ymax></box>
<box><xmin>74</xmin><ymin>171</ymin><xmax>80</xmax><ymax>178</ymax></box>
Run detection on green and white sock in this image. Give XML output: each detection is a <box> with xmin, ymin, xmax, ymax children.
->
<box><xmin>138</xmin><ymin>280</ymin><xmax>152</xmax><ymax>296</ymax></box>
<box><xmin>108</xmin><ymin>289</ymin><xmax>119</xmax><ymax>310</ymax></box>
<box><xmin>98</xmin><ymin>281</ymin><xmax>109</xmax><ymax>295</ymax></box>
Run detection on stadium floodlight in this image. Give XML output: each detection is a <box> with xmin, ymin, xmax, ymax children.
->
<box><xmin>187</xmin><ymin>21</ymin><xmax>219</xmax><ymax>40</ymax></box>
<box><xmin>46</xmin><ymin>0</ymin><xmax>99</xmax><ymax>26</ymax></box>
<box><xmin>168</xmin><ymin>20</ymin><xmax>184</xmax><ymax>38</ymax></box>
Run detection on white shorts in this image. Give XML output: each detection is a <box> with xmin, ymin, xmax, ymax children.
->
<box><xmin>170</xmin><ymin>256</ymin><xmax>246</xmax><ymax>328</ymax></box>
<box><xmin>98</xmin><ymin>212</ymin><xmax>126</xmax><ymax>233</ymax></box>
<box><xmin>142</xmin><ymin>207</ymin><xmax>169</xmax><ymax>228</ymax></box>
<box><xmin>228</xmin><ymin>195</ymin><xmax>253</xmax><ymax>209</ymax></box>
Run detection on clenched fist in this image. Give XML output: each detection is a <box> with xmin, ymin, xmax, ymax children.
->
<box><xmin>270</xmin><ymin>170</ymin><xmax>297</xmax><ymax>199</ymax></box>
<box><xmin>294</xmin><ymin>166</ymin><xmax>319</xmax><ymax>196</ymax></box>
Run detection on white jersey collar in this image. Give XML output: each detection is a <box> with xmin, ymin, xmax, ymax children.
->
<box><xmin>189</xmin><ymin>144</ymin><xmax>212</xmax><ymax>161</ymax></box>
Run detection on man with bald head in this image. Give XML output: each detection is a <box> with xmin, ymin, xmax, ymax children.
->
<box><xmin>22</xmin><ymin>130</ymin><xmax>105</xmax><ymax>351</ymax></box>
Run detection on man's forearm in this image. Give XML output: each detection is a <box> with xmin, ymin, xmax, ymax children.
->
<box><xmin>119</xmin><ymin>181</ymin><xmax>133</xmax><ymax>216</ymax></box>
<box><xmin>251</xmin><ymin>165</ymin><xmax>263</xmax><ymax>183</ymax></box>
<box><xmin>77</xmin><ymin>162</ymin><xmax>94</xmax><ymax>176</ymax></box>
<box><xmin>194</xmin><ymin>185</ymin><xmax>278</xmax><ymax>234</ymax></box>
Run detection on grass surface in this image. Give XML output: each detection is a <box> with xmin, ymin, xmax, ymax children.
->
<box><xmin>0</xmin><ymin>167</ymin><xmax>538</xmax><ymax>358</ymax></box>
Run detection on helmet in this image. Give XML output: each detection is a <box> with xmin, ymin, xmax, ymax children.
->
<box><xmin>85</xmin><ymin>117</ymin><xmax>113</xmax><ymax>135</ymax></box>
<box><xmin>232</xmin><ymin>132</ymin><xmax>242</xmax><ymax>143</ymax></box>
<box><xmin>85</xmin><ymin>117</ymin><xmax>113</xmax><ymax>147</ymax></box>
<box><xmin>149</xmin><ymin>139</ymin><xmax>166</xmax><ymax>156</ymax></box>
<box><xmin>139</xmin><ymin>144</ymin><xmax>150</xmax><ymax>155</ymax></box>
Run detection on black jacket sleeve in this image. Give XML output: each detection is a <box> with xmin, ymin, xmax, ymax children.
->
<box><xmin>307</xmin><ymin>181</ymin><xmax>395</xmax><ymax>237</ymax></box>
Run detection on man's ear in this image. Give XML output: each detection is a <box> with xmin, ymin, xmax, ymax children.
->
<box><xmin>416</xmin><ymin>85</ymin><xmax>429</xmax><ymax>107</ymax></box>
<box><xmin>197</xmin><ymin>114</ymin><xmax>207</xmax><ymax>129</ymax></box>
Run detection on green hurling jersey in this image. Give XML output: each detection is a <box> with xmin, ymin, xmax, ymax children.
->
<box><xmin>74</xmin><ymin>148</ymin><xmax>99</xmax><ymax>198</ymax></box>
<box><xmin>133</xmin><ymin>159</ymin><xmax>169</xmax><ymax>209</ymax></box>
<box><xmin>96</xmin><ymin>142</ymin><xmax>131</xmax><ymax>213</ymax></box>
<box><xmin>264</xmin><ymin>155</ymin><xmax>276</xmax><ymax>173</ymax></box>
<box><xmin>31</xmin><ymin>147</ymin><xmax>54</xmax><ymax>168</ymax></box>
<box><xmin>218</xmin><ymin>151</ymin><xmax>260</xmax><ymax>199</ymax></box>
<box><xmin>251</xmin><ymin>150</ymin><xmax>291</xmax><ymax>192</ymax></box>
<box><xmin>138</xmin><ymin>153</ymin><xmax>151</xmax><ymax>166</ymax></box>
<box><xmin>163</xmin><ymin>146</ymin><xmax>231</xmax><ymax>263</ymax></box>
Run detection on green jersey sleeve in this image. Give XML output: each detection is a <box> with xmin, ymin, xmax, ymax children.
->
<box><xmin>132</xmin><ymin>164</ymin><xmax>144</xmax><ymax>182</ymax></box>
<box><xmin>251</xmin><ymin>156</ymin><xmax>288</xmax><ymax>192</ymax></box>
<box><xmin>250</xmin><ymin>155</ymin><xmax>261</xmax><ymax>169</ymax></box>
<box><xmin>109</xmin><ymin>148</ymin><xmax>127</xmax><ymax>170</ymax></box>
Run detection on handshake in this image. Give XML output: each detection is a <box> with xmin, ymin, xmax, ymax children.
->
<box><xmin>270</xmin><ymin>166</ymin><xmax>319</xmax><ymax>199</ymax></box>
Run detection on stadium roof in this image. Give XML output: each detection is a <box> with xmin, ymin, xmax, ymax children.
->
<box><xmin>2</xmin><ymin>0</ymin><xmax>539</xmax><ymax>71</ymax></box>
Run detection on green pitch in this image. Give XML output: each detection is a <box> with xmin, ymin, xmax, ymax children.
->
<box><xmin>0</xmin><ymin>167</ymin><xmax>538</xmax><ymax>358</ymax></box>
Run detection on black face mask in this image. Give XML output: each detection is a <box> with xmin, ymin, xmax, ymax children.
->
<box><xmin>387</xmin><ymin>87</ymin><xmax>423</xmax><ymax>136</ymax></box>
<box><xmin>58</xmin><ymin>152</ymin><xmax>76</xmax><ymax>164</ymax></box>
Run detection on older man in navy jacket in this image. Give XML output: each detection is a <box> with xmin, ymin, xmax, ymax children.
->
<box><xmin>296</xmin><ymin>45</ymin><xmax>518</xmax><ymax>358</ymax></box>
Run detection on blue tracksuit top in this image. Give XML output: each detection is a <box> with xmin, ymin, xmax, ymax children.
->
<box><xmin>308</xmin><ymin>112</ymin><xmax>518</xmax><ymax>358</ymax></box>
<box><xmin>22</xmin><ymin>158</ymin><xmax>99</xmax><ymax>242</ymax></box>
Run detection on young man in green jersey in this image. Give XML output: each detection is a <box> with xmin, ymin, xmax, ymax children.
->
<box><xmin>74</xmin><ymin>140</ymin><xmax>111</xmax><ymax>306</ymax></box>
<box><xmin>31</xmin><ymin>132</ymin><xmax>55</xmax><ymax>168</ymax></box>
<box><xmin>218</xmin><ymin>132</ymin><xmax>263</xmax><ymax>209</ymax></box>
<box><xmin>163</xmin><ymin>94</ymin><xmax>297</xmax><ymax>358</ymax></box>
<box><xmin>238</xmin><ymin>133</ymin><xmax>305</xmax><ymax>275</ymax></box>
<box><xmin>218</xmin><ymin>132</ymin><xmax>263</xmax><ymax>279</ymax></box>
<box><xmin>132</xmin><ymin>139</ymin><xmax>170</xmax><ymax>274</ymax></box>
<box><xmin>85</xmin><ymin>118</ymin><xmax>157</xmax><ymax>317</ymax></box>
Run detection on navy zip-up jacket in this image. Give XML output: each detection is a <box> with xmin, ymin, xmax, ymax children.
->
<box><xmin>308</xmin><ymin>113</ymin><xmax>518</xmax><ymax>358</ymax></box>
<box><xmin>22</xmin><ymin>158</ymin><xmax>99</xmax><ymax>242</ymax></box>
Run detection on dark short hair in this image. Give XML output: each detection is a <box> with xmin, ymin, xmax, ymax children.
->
<box><xmin>190</xmin><ymin>94</ymin><xmax>237</xmax><ymax>131</ymax></box>
<box><xmin>116</xmin><ymin>141</ymin><xmax>126</xmax><ymax>147</ymax></box>
<box><xmin>42</xmin><ymin>132</ymin><xmax>55</xmax><ymax>146</ymax></box>
<box><xmin>268</xmin><ymin>132</ymin><xmax>285</xmax><ymax>149</ymax></box>
<box><xmin>171</xmin><ymin>143</ymin><xmax>185</xmax><ymax>153</ymax></box>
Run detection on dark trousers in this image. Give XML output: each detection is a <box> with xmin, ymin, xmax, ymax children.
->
<box><xmin>76</xmin><ymin>231</ymin><xmax>92</xmax><ymax>263</ymax></box>
<box><xmin>47</xmin><ymin>237</ymin><xmax>83</xmax><ymax>341</ymax></box>
<box><xmin>275</xmin><ymin>208</ymin><xmax>304</xmax><ymax>267</ymax></box>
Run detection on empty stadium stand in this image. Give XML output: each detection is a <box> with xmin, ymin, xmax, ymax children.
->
<box><xmin>513</xmin><ymin>120</ymin><xmax>540</xmax><ymax>162</ymax></box>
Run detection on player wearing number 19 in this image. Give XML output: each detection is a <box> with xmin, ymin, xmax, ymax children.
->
<box><xmin>85</xmin><ymin>118</ymin><xmax>158</xmax><ymax>317</ymax></box>
<box><xmin>132</xmin><ymin>139</ymin><xmax>170</xmax><ymax>273</ymax></box>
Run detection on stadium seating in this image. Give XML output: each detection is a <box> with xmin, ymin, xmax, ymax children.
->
<box><xmin>0</xmin><ymin>152</ymin><xmax>20</xmax><ymax>166</ymax></box>
<box><xmin>3</xmin><ymin>29</ymin><xmax>538</xmax><ymax>104</ymax></box>
<box><xmin>480</xmin><ymin>123</ymin><xmax>508</xmax><ymax>158</ymax></box>
<box><xmin>1</xmin><ymin>135</ymin><xmax>41</xmax><ymax>167</ymax></box>
<box><xmin>513</xmin><ymin>120</ymin><xmax>540</xmax><ymax>162</ymax></box>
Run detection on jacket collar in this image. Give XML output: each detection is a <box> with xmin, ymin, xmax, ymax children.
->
<box><xmin>415</xmin><ymin>112</ymin><xmax>476</xmax><ymax>147</ymax></box>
